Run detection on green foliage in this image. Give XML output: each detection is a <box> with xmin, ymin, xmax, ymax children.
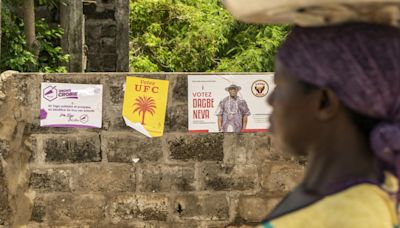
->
<box><xmin>215</xmin><ymin>24</ymin><xmax>290</xmax><ymax>72</ymax></box>
<box><xmin>129</xmin><ymin>0</ymin><xmax>290</xmax><ymax>72</ymax></box>
<box><xmin>37</xmin><ymin>0</ymin><xmax>67</xmax><ymax>9</ymax></box>
<box><xmin>36</xmin><ymin>18</ymin><xmax>69</xmax><ymax>72</ymax></box>
<box><xmin>1</xmin><ymin>3</ymin><xmax>69</xmax><ymax>72</ymax></box>
<box><xmin>1</xmin><ymin>5</ymin><xmax>36</xmax><ymax>71</ymax></box>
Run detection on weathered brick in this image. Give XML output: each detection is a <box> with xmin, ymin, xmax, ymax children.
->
<box><xmin>102</xmin><ymin>133</ymin><xmax>163</xmax><ymax>163</ymax></box>
<box><xmin>29</xmin><ymin>168</ymin><xmax>72</xmax><ymax>192</ymax></box>
<box><xmin>43</xmin><ymin>135</ymin><xmax>101</xmax><ymax>163</ymax></box>
<box><xmin>90</xmin><ymin>221</ymin><xmax>194</xmax><ymax>228</ymax></box>
<box><xmin>85</xmin><ymin>8</ymin><xmax>115</xmax><ymax>20</ymax></box>
<box><xmin>261</xmin><ymin>163</ymin><xmax>304</xmax><ymax>193</ymax></box>
<box><xmin>173</xmin><ymin>194</ymin><xmax>229</xmax><ymax>221</ymax></box>
<box><xmin>201</xmin><ymin>195</ymin><xmax>230</xmax><ymax>221</ymax></box>
<box><xmin>85</xmin><ymin>22</ymin><xmax>102</xmax><ymax>40</ymax></box>
<box><xmin>109</xmin><ymin>85</ymin><xmax>124</xmax><ymax>105</ymax></box>
<box><xmin>14</xmin><ymin>74</ymin><xmax>42</xmax><ymax>107</ymax></box>
<box><xmin>99</xmin><ymin>0</ymin><xmax>116</xmax><ymax>10</ymax></box>
<box><xmin>126</xmin><ymin>74</ymin><xmax>167</xmax><ymax>80</ymax></box>
<box><xmin>47</xmin><ymin>194</ymin><xmax>105</xmax><ymax>224</ymax></box>
<box><xmin>86</xmin><ymin>37</ymin><xmax>100</xmax><ymax>52</ymax></box>
<box><xmin>43</xmin><ymin>74</ymin><xmax>103</xmax><ymax>84</ymax></box>
<box><xmin>87</xmin><ymin>54</ymin><xmax>104</xmax><ymax>72</ymax></box>
<box><xmin>102</xmin><ymin>105</ymin><xmax>131</xmax><ymax>131</ymax></box>
<box><xmin>207</xmin><ymin>223</ymin><xmax>233</xmax><ymax>228</ymax></box>
<box><xmin>203</xmin><ymin>164</ymin><xmax>258</xmax><ymax>191</ymax></box>
<box><xmin>0</xmin><ymin>139</ymin><xmax>10</xmax><ymax>160</ymax></box>
<box><xmin>102</xmin><ymin>24</ymin><xmax>117</xmax><ymax>38</ymax></box>
<box><xmin>172</xmin><ymin>76</ymin><xmax>188</xmax><ymax>102</ymax></box>
<box><xmin>0</xmin><ymin>164</ymin><xmax>10</xmax><ymax>225</ymax></box>
<box><xmin>223</xmin><ymin>134</ymin><xmax>256</xmax><ymax>164</ymax></box>
<box><xmin>168</xmin><ymin>222</ymin><xmax>202</xmax><ymax>228</ymax></box>
<box><xmin>103</xmin><ymin>75</ymin><xmax>125</xmax><ymax>104</ymax></box>
<box><xmin>27</xmin><ymin>224</ymin><xmax>91</xmax><ymax>228</ymax></box>
<box><xmin>31</xmin><ymin>196</ymin><xmax>46</xmax><ymax>223</ymax></box>
<box><xmin>251</xmin><ymin>134</ymin><xmax>305</xmax><ymax>163</ymax></box>
<box><xmin>73</xmin><ymin>165</ymin><xmax>135</xmax><ymax>192</ymax></box>
<box><xmin>237</xmin><ymin>196</ymin><xmax>281</xmax><ymax>222</ymax></box>
<box><xmin>101</xmin><ymin>38</ymin><xmax>116</xmax><ymax>52</ymax></box>
<box><xmin>32</xmin><ymin>194</ymin><xmax>104</xmax><ymax>225</ymax></box>
<box><xmin>87</xmin><ymin>221</ymin><xmax>171</xmax><ymax>228</ymax></box>
<box><xmin>103</xmin><ymin>54</ymin><xmax>117</xmax><ymax>71</ymax></box>
<box><xmin>138</xmin><ymin>165</ymin><xmax>195</xmax><ymax>192</ymax></box>
<box><xmin>27</xmin><ymin>122</ymin><xmax>79</xmax><ymax>135</ymax></box>
<box><xmin>165</xmin><ymin>104</ymin><xmax>188</xmax><ymax>132</ymax></box>
<box><xmin>24</xmin><ymin>135</ymin><xmax>38</xmax><ymax>163</ymax></box>
<box><xmin>108</xmin><ymin>194</ymin><xmax>168</xmax><ymax>223</ymax></box>
<box><xmin>167</xmin><ymin>134</ymin><xmax>224</xmax><ymax>161</ymax></box>
<box><xmin>250</xmin><ymin>134</ymin><xmax>272</xmax><ymax>163</ymax></box>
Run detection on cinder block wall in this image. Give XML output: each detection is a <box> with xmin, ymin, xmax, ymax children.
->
<box><xmin>0</xmin><ymin>73</ymin><xmax>304</xmax><ymax>227</ymax></box>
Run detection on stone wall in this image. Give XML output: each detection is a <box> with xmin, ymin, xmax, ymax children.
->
<box><xmin>0</xmin><ymin>72</ymin><xmax>304</xmax><ymax>227</ymax></box>
<box><xmin>84</xmin><ymin>0</ymin><xmax>129</xmax><ymax>72</ymax></box>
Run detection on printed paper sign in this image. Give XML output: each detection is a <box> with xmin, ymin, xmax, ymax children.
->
<box><xmin>188</xmin><ymin>74</ymin><xmax>274</xmax><ymax>133</ymax></box>
<box><xmin>122</xmin><ymin>76</ymin><xmax>169</xmax><ymax>137</ymax></box>
<box><xmin>40</xmin><ymin>83</ymin><xmax>103</xmax><ymax>128</ymax></box>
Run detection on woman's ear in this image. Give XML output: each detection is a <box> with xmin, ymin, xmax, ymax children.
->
<box><xmin>316</xmin><ymin>88</ymin><xmax>341</xmax><ymax>120</ymax></box>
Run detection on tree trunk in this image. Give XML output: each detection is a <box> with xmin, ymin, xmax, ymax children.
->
<box><xmin>23</xmin><ymin>0</ymin><xmax>40</xmax><ymax>60</ymax></box>
<box><xmin>60</xmin><ymin>0</ymin><xmax>84</xmax><ymax>72</ymax></box>
<box><xmin>142</xmin><ymin>112</ymin><xmax>146</xmax><ymax>125</ymax></box>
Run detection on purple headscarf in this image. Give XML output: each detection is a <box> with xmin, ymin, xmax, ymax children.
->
<box><xmin>278</xmin><ymin>23</ymin><xmax>400</xmax><ymax>194</ymax></box>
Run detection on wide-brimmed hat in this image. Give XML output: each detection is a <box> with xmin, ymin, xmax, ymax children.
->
<box><xmin>222</xmin><ymin>0</ymin><xmax>400</xmax><ymax>27</ymax></box>
<box><xmin>225</xmin><ymin>84</ymin><xmax>241</xmax><ymax>91</ymax></box>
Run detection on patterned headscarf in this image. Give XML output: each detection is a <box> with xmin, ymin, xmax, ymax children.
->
<box><xmin>277</xmin><ymin>23</ymin><xmax>400</xmax><ymax>194</ymax></box>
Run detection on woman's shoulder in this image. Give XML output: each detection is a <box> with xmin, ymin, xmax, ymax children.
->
<box><xmin>321</xmin><ymin>183</ymin><xmax>395</xmax><ymax>213</ymax></box>
<box><xmin>265</xmin><ymin>183</ymin><xmax>398</xmax><ymax>228</ymax></box>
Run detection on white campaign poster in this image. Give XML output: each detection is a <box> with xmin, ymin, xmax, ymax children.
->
<box><xmin>40</xmin><ymin>82</ymin><xmax>103</xmax><ymax>128</ymax></box>
<box><xmin>188</xmin><ymin>74</ymin><xmax>275</xmax><ymax>133</ymax></box>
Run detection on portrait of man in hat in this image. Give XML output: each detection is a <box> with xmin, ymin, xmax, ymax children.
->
<box><xmin>216</xmin><ymin>84</ymin><xmax>250</xmax><ymax>132</ymax></box>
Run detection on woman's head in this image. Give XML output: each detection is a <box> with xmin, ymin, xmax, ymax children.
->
<box><xmin>271</xmin><ymin>23</ymin><xmax>400</xmax><ymax>179</ymax></box>
<box><xmin>268</xmin><ymin>59</ymin><xmax>374</xmax><ymax>157</ymax></box>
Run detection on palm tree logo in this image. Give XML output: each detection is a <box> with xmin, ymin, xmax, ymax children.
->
<box><xmin>133</xmin><ymin>96</ymin><xmax>156</xmax><ymax>125</ymax></box>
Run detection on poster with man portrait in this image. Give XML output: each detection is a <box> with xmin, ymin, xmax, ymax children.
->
<box><xmin>188</xmin><ymin>74</ymin><xmax>275</xmax><ymax>133</ymax></box>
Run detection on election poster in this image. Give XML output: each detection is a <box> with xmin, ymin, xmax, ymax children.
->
<box><xmin>188</xmin><ymin>74</ymin><xmax>274</xmax><ymax>133</ymax></box>
<box><xmin>40</xmin><ymin>83</ymin><xmax>103</xmax><ymax>128</ymax></box>
<box><xmin>122</xmin><ymin>76</ymin><xmax>169</xmax><ymax>138</ymax></box>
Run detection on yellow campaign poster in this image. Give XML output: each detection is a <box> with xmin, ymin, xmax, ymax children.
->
<box><xmin>122</xmin><ymin>77</ymin><xmax>169</xmax><ymax>137</ymax></box>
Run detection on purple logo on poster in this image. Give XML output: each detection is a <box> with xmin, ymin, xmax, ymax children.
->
<box><xmin>39</xmin><ymin>109</ymin><xmax>48</xmax><ymax>120</ymax></box>
<box><xmin>43</xmin><ymin>86</ymin><xmax>57</xmax><ymax>101</ymax></box>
